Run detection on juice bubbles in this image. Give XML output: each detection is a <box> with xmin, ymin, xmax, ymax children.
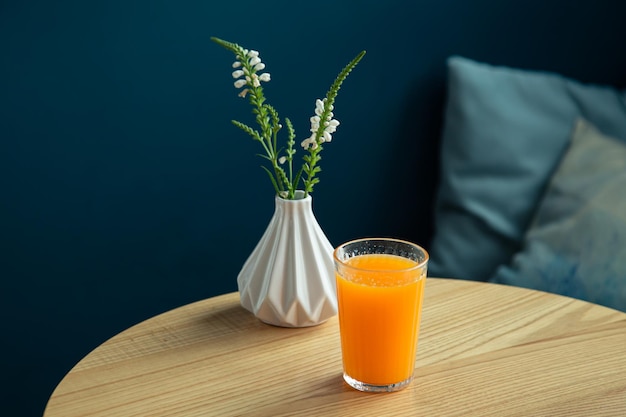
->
<box><xmin>334</xmin><ymin>239</ymin><xmax>428</xmax><ymax>392</ymax></box>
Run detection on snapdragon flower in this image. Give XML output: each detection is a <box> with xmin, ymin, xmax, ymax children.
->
<box><xmin>230</xmin><ymin>49</ymin><xmax>271</xmax><ymax>93</ymax></box>
<box><xmin>301</xmin><ymin>98</ymin><xmax>340</xmax><ymax>150</ymax></box>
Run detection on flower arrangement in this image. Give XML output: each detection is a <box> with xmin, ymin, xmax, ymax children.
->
<box><xmin>211</xmin><ymin>37</ymin><xmax>365</xmax><ymax>200</ymax></box>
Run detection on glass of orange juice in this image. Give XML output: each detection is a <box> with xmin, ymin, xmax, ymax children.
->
<box><xmin>333</xmin><ymin>238</ymin><xmax>428</xmax><ymax>392</ymax></box>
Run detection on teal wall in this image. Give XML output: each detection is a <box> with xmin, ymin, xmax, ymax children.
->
<box><xmin>1</xmin><ymin>1</ymin><xmax>625</xmax><ymax>415</ymax></box>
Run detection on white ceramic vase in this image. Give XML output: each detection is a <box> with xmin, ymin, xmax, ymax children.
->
<box><xmin>237</xmin><ymin>191</ymin><xmax>337</xmax><ymax>327</ymax></box>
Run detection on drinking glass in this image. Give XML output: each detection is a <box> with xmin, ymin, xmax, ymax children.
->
<box><xmin>333</xmin><ymin>238</ymin><xmax>428</xmax><ymax>392</ymax></box>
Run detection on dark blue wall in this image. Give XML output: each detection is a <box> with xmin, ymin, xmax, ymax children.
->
<box><xmin>2</xmin><ymin>1</ymin><xmax>625</xmax><ymax>415</ymax></box>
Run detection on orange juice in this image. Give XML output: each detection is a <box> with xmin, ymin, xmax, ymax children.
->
<box><xmin>336</xmin><ymin>253</ymin><xmax>426</xmax><ymax>387</ymax></box>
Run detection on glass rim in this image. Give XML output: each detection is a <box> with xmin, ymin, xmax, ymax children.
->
<box><xmin>333</xmin><ymin>237</ymin><xmax>429</xmax><ymax>273</ymax></box>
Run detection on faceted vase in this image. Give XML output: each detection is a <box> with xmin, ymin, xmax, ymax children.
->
<box><xmin>237</xmin><ymin>191</ymin><xmax>337</xmax><ymax>327</ymax></box>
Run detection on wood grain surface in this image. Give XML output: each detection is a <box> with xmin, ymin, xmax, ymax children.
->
<box><xmin>44</xmin><ymin>278</ymin><xmax>626</xmax><ymax>416</ymax></box>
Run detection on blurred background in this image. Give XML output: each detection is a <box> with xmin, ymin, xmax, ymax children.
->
<box><xmin>1</xmin><ymin>0</ymin><xmax>625</xmax><ymax>415</ymax></box>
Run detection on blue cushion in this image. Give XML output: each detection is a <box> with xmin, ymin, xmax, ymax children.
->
<box><xmin>490</xmin><ymin>119</ymin><xmax>626</xmax><ymax>311</ymax></box>
<box><xmin>429</xmin><ymin>56</ymin><xmax>626</xmax><ymax>281</ymax></box>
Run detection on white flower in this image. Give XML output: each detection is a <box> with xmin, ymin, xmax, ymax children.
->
<box><xmin>304</xmin><ymin>98</ymin><xmax>340</xmax><ymax>147</ymax></box>
<box><xmin>301</xmin><ymin>135</ymin><xmax>318</xmax><ymax>150</ymax></box>
<box><xmin>278</xmin><ymin>156</ymin><xmax>287</xmax><ymax>164</ymax></box>
<box><xmin>315</xmin><ymin>99</ymin><xmax>324</xmax><ymax>115</ymax></box>
<box><xmin>228</xmin><ymin>47</ymin><xmax>270</xmax><ymax>95</ymax></box>
<box><xmin>326</xmin><ymin>119</ymin><xmax>340</xmax><ymax>133</ymax></box>
<box><xmin>309</xmin><ymin>116</ymin><xmax>320</xmax><ymax>131</ymax></box>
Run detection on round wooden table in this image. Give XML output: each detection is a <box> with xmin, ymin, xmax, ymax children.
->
<box><xmin>44</xmin><ymin>278</ymin><xmax>626</xmax><ymax>416</ymax></box>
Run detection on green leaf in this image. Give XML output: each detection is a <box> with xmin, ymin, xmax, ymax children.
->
<box><xmin>261</xmin><ymin>166</ymin><xmax>281</xmax><ymax>195</ymax></box>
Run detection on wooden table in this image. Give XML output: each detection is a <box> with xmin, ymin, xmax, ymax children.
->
<box><xmin>44</xmin><ymin>278</ymin><xmax>626</xmax><ymax>416</ymax></box>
